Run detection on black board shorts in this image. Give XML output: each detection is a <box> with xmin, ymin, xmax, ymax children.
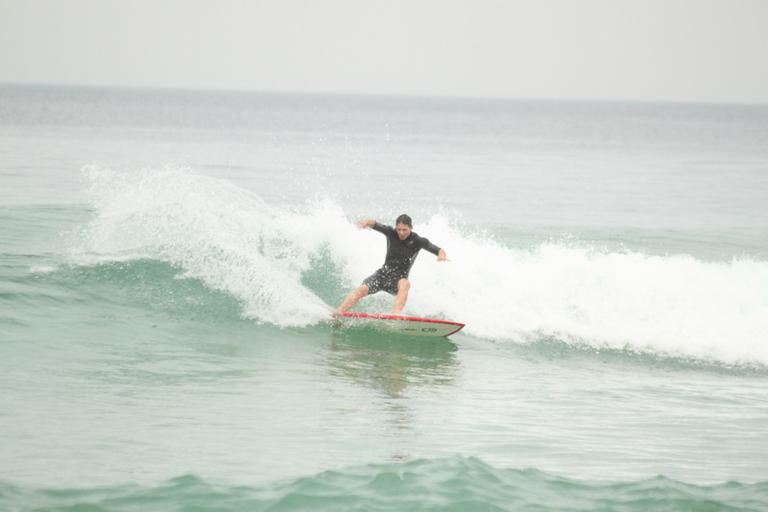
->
<box><xmin>363</xmin><ymin>267</ymin><xmax>406</xmax><ymax>295</ymax></box>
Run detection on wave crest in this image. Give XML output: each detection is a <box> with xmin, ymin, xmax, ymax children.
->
<box><xmin>2</xmin><ymin>457</ymin><xmax>766</xmax><ymax>512</ymax></box>
<box><xmin>74</xmin><ymin>166</ymin><xmax>768</xmax><ymax>364</ymax></box>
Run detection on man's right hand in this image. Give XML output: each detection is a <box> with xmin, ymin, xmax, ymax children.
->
<box><xmin>357</xmin><ymin>218</ymin><xmax>375</xmax><ymax>229</ymax></box>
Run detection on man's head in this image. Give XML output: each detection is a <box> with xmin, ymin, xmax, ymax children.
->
<box><xmin>395</xmin><ymin>214</ymin><xmax>412</xmax><ymax>240</ymax></box>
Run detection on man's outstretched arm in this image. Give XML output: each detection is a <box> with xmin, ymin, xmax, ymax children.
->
<box><xmin>421</xmin><ymin>237</ymin><xmax>448</xmax><ymax>261</ymax></box>
<box><xmin>356</xmin><ymin>218</ymin><xmax>376</xmax><ymax>229</ymax></box>
<box><xmin>357</xmin><ymin>218</ymin><xmax>392</xmax><ymax>235</ymax></box>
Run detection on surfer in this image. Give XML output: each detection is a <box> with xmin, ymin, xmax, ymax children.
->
<box><xmin>337</xmin><ymin>214</ymin><xmax>447</xmax><ymax>314</ymax></box>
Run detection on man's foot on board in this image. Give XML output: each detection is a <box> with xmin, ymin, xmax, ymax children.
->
<box><xmin>329</xmin><ymin>309</ymin><xmax>344</xmax><ymax>327</ymax></box>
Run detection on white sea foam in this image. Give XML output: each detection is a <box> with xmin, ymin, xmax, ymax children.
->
<box><xmin>28</xmin><ymin>265</ymin><xmax>58</xmax><ymax>275</ymax></box>
<box><xmin>78</xmin><ymin>165</ymin><xmax>334</xmax><ymax>326</ymax></box>
<box><xmin>409</xmin><ymin>218</ymin><xmax>768</xmax><ymax>364</ymax></box>
<box><xmin>77</xmin><ymin>166</ymin><xmax>768</xmax><ymax>364</ymax></box>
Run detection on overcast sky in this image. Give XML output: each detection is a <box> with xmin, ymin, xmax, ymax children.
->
<box><xmin>1</xmin><ymin>0</ymin><xmax>767</xmax><ymax>103</ymax></box>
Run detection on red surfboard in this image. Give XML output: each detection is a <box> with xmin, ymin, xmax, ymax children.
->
<box><xmin>334</xmin><ymin>311</ymin><xmax>464</xmax><ymax>337</ymax></box>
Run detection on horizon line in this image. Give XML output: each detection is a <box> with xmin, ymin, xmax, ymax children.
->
<box><xmin>2</xmin><ymin>80</ymin><xmax>767</xmax><ymax>109</ymax></box>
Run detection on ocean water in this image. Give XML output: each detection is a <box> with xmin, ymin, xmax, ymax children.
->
<box><xmin>1</xmin><ymin>84</ymin><xmax>767</xmax><ymax>511</ymax></box>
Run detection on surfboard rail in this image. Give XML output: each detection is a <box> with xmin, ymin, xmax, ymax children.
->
<box><xmin>335</xmin><ymin>311</ymin><xmax>465</xmax><ymax>337</ymax></box>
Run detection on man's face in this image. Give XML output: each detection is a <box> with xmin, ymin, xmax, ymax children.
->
<box><xmin>396</xmin><ymin>223</ymin><xmax>412</xmax><ymax>240</ymax></box>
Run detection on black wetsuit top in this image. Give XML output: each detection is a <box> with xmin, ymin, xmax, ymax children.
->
<box><xmin>373</xmin><ymin>222</ymin><xmax>441</xmax><ymax>276</ymax></box>
<box><xmin>363</xmin><ymin>222</ymin><xmax>441</xmax><ymax>295</ymax></box>
<box><xmin>377</xmin><ymin>220</ymin><xmax>440</xmax><ymax>268</ymax></box>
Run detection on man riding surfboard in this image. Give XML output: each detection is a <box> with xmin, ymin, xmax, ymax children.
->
<box><xmin>337</xmin><ymin>214</ymin><xmax>448</xmax><ymax>314</ymax></box>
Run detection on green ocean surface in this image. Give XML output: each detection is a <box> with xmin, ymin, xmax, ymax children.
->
<box><xmin>1</xmin><ymin>85</ymin><xmax>767</xmax><ymax>511</ymax></box>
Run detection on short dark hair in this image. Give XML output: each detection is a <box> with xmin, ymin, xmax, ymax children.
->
<box><xmin>395</xmin><ymin>214</ymin><xmax>412</xmax><ymax>227</ymax></box>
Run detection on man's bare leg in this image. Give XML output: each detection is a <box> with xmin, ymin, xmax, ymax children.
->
<box><xmin>392</xmin><ymin>278</ymin><xmax>410</xmax><ymax>314</ymax></box>
<box><xmin>337</xmin><ymin>284</ymin><xmax>369</xmax><ymax>313</ymax></box>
